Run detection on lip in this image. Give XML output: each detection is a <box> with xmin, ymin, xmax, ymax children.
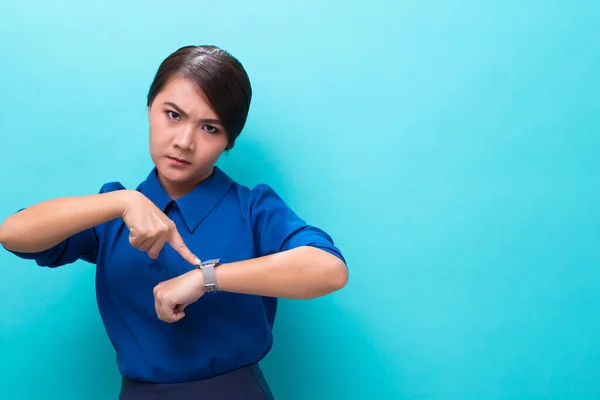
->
<box><xmin>167</xmin><ymin>156</ymin><xmax>191</xmax><ymax>165</ymax></box>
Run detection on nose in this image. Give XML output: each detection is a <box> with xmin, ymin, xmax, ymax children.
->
<box><xmin>173</xmin><ymin>126</ymin><xmax>195</xmax><ymax>151</ymax></box>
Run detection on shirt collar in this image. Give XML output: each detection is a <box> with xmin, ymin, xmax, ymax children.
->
<box><xmin>140</xmin><ymin>166</ymin><xmax>234</xmax><ymax>233</ymax></box>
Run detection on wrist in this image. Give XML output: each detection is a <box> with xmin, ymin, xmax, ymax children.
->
<box><xmin>190</xmin><ymin>268</ymin><xmax>206</xmax><ymax>295</ymax></box>
<box><xmin>114</xmin><ymin>190</ymin><xmax>143</xmax><ymax>218</ymax></box>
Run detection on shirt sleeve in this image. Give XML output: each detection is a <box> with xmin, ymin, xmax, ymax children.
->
<box><xmin>3</xmin><ymin>181</ymin><xmax>124</xmax><ymax>268</ymax></box>
<box><xmin>249</xmin><ymin>184</ymin><xmax>346</xmax><ymax>264</ymax></box>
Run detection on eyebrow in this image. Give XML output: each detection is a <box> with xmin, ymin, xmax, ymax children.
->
<box><xmin>163</xmin><ymin>102</ymin><xmax>223</xmax><ymax>125</ymax></box>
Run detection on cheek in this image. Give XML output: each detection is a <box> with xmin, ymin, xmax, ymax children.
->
<box><xmin>208</xmin><ymin>136</ymin><xmax>229</xmax><ymax>154</ymax></box>
<box><xmin>148</xmin><ymin>128</ymin><xmax>169</xmax><ymax>158</ymax></box>
<box><xmin>193</xmin><ymin>138</ymin><xmax>226</xmax><ymax>160</ymax></box>
<box><xmin>149</xmin><ymin>122</ymin><xmax>170</xmax><ymax>144</ymax></box>
<box><xmin>148</xmin><ymin>128</ymin><xmax>159</xmax><ymax>148</ymax></box>
<box><xmin>210</xmin><ymin>133</ymin><xmax>229</xmax><ymax>150</ymax></box>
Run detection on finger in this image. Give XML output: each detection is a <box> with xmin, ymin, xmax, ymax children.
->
<box><xmin>138</xmin><ymin>237</ymin><xmax>156</xmax><ymax>252</ymax></box>
<box><xmin>168</xmin><ymin>228</ymin><xmax>200</xmax><ymax>266</ymax></box>
<box><xmin>154</xmin><ymin>289</ymin><xmax>181</xmax><ymax>323</ymax></box>
<box><xmin>161</xmin><ymin>303</ymin><xmax>183</xmax><ymax>323</ymax></box>
<box><xmin>147</xmin><ymin>236</ymin><xmax>167</xmax><ymax>259</ymax></box>
<box><xmin>129</xmin><ymin>232</ymin><xmax>147</xmax><ymax>249</ymax></box>
<box><xmin>171</xmin><ymin>304</ymin><xmax>186</xmax><ymax>322</ymax></box>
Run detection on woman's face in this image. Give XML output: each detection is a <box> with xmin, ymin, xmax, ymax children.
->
<box><xmin>148</xmin><ymin>76</ymin><xmax>228</xmax><ymax>198</ymax></box>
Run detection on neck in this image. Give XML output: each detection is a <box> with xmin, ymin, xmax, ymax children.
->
<box><xmin>157</xmin><ymin>167</ymin><xmax>214</xmax><ymax>200</ymax></box>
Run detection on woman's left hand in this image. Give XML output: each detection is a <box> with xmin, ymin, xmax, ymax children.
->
<box><xmin>153</xmin><ymin>269</ymin><xmax>205</xmax><ymax>323</ymax></box>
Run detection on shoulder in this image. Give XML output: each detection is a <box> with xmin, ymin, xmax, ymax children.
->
<box><xmin>96</xmin><ymin>180</ymin><xmax>149</xmax><ymax>195</ymax></box>
<box><xmin>229</xmin><ymin>181</ymin><xmax>289</xmax><ymax>212</ymax></box>
<box><xmin>98</xmin><ymin>181</ymin><xmax>128</xmax><ymax>194</ymax></box>
<box><xmin>224</xmin><ymin>181</ymin><xmax>296</xmax><ymax>229</ymax></box>
<box><xmin>249</xmin><ymin>183</ymin><xmax>283</xmax><ymax>203</ymax></box>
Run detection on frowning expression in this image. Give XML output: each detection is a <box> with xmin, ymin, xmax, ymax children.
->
<box><xmin>147</xmin><ymin>76</ymin><xmax>229</xmax><ymax>197</ymax></box>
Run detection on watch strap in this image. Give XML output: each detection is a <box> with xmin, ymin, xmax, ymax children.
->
<box><xmin>198</xmin><ymin>258</ymin><xmax>221</xmax><ymax>292</ymax></box>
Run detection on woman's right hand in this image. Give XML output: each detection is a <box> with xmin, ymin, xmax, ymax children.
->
<box><xmin>121</xmin><ymin>191</ymin><xmax>199</xmax><ymax>265</ymax></box>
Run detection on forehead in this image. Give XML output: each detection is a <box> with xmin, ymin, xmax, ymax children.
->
<box><xmin>155</xmin><ymin>76</ymin><xmax>218</xmax><ymax>118</ymax></box>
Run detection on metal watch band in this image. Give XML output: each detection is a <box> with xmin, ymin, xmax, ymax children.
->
<box><xmin>198</xmin><ymin>258</ymin><xmax>221</xmax><ymax>292</ymax></box>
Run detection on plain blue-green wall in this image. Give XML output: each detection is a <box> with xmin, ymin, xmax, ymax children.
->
<box><xmin>1</xmin><ymin>1</ymin><xmax>599</xmax><ymax>399</ymax></box>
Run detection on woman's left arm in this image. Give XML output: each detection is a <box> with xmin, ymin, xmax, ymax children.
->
<box><xmin>215</xmin><ymin>245</ymin><xmax>348</xmax><ymax>299</ymax></box>
<box><xmin>153</xmin><ymin>247</ymin><xmax>347</xmax><ymax>322</ymax></box>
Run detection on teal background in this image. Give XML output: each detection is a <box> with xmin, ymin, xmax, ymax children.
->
<box><xmin>1</xmin><ymin>1</ymin><xmax>599</xmax><ymax>399</ymax></box>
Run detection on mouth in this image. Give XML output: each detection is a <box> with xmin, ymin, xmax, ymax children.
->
<box><xmin>167</xmin><ymin>156</ymin><xmax>191</xmax><ymax>165</ymax></box>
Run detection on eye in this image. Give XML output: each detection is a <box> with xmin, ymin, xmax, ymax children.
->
<box><xmin>166</xmin><ymin>111</ymin><xmax>181</xmax><ymax>121</ymax></box>
<box><xmin>203</xmin><ymin>125</ymin><xmax>219</xmax><ymax>134</ymax></box>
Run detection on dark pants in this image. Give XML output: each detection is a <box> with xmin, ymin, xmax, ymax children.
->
<box><xmin>119</xmin><ymin>364</ymin><xmax>274</xmax><ymax>400</ymax></box>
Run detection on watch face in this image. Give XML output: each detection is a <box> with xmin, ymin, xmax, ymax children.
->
<box><xmin>200</xmin><ymin>258</ymin><xmax>220</xmax><ymax>267</ymax></box>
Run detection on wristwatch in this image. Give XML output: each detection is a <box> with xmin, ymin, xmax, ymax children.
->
<box><xmin>197</xmin><ymin>258</ymin><xmax>221</xmax><ymax>293</ymax></box>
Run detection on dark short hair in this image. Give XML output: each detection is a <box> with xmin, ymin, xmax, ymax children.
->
<box><xmin>147</xmin><ymin>45</ymin><xmax>252</xmax><ymax>151</ymax></box>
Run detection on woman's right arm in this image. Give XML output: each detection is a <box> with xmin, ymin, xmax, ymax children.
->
<box><xmin>0</xmin><ymin>191</ymin><xmax>131</xmax><ymax>253</ymax></box>
<box><xmin>0</xmin><ymin>189</ymin><xmax>199</xmax><ymax>265</ymax></box>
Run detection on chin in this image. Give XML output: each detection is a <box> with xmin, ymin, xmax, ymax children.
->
<box><xmin>154</xmin><ymin>162</ymin><xmax>189</xmax><ymax>181</ymax></box>
<box><xmin>158</xmin><ymin>168</ymin><xmax>194</xmax><ymax>183</ymax></box>
<box><xmin>156</xmin><ymin>160</ymin><xmax>211</xmax><ymax>185</ymax></box>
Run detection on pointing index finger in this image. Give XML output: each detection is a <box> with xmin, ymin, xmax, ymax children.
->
<box><xmin>168</xmin><ymin>227</ymin><xmax>200</xmax><ymax>266</ymax></box>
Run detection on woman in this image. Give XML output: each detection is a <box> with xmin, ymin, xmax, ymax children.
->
<box><xmin>0</xmin><ymin>45</ymin><xmax>348</xmax><ymax>399</ymax></box>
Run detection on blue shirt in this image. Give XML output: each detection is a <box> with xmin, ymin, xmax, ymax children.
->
<box><xmin>7</xmin><ymin>167</ymin><xmax>345</xmax><ymax>383</ymax></box>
